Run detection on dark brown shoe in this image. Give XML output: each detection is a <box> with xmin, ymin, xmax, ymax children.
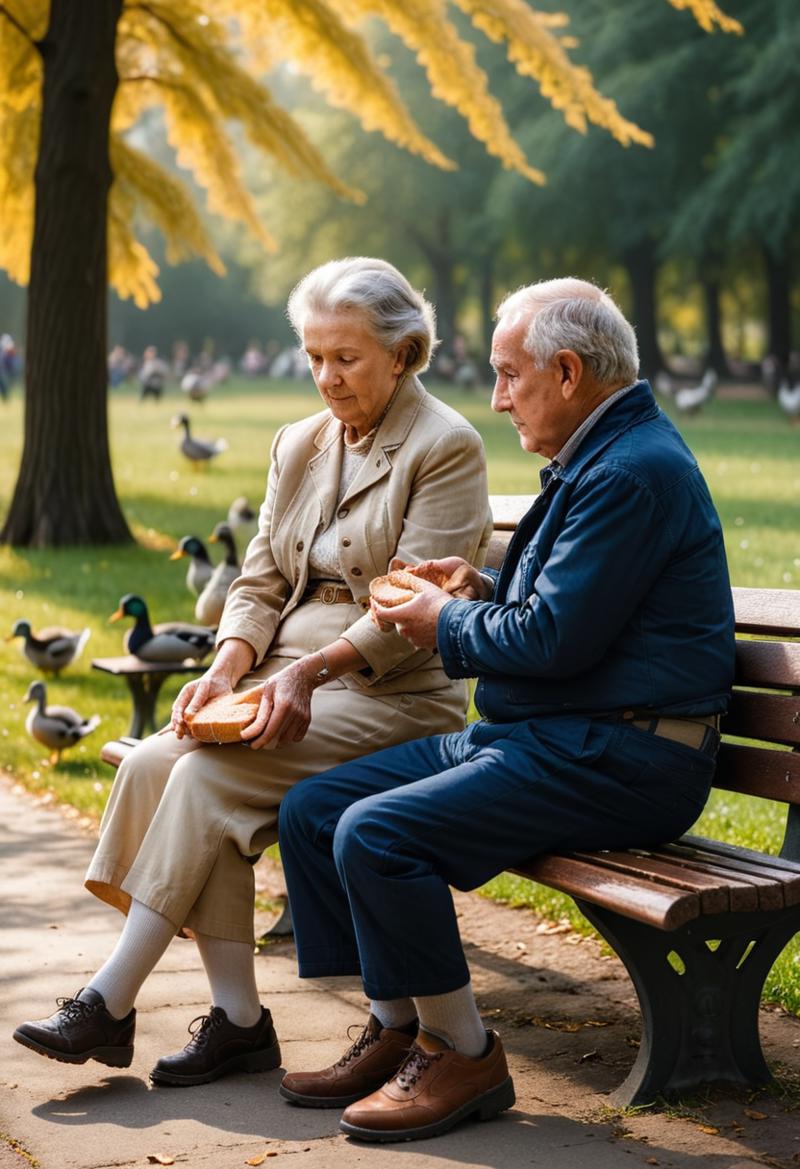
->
<box><xmin>150</xmin><ymin>1006</ymin><xmax>281</xmax><ymax>1086</ymax></box>
<box><xmin>280</xmin><ymin>1014</ymin><xmax>418</xmax><ymax>1109</ymax></box>
<box><xmin>339</xmin><ymin>1030</ymin><xmax>515</xmax><ymax>1142</ymax></box>
<box><xmin>13</xmin><ymin>988</ymin><xmax>135</xmax><ymax>1067</ymax></box>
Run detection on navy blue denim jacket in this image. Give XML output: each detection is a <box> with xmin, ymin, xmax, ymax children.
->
<box><xmin>437</xmin><ymin>381</ymin><xmax>735</xmax><ymax>722</ymax></box>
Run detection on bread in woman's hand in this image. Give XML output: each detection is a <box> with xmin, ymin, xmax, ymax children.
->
<box><xmin>369</xmin><ymin>562</ymin><xmax>450</xmax><ymax>608</ymax></box>
<box><xmin>185</xmin><ymin>687</ymin><xmax>262</xmax><ymax>744</ymax></box>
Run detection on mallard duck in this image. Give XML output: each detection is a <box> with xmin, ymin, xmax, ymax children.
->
<box><xmin>109</xmin><ymin>594</ymin><xmax>215</xmax><ymax>663</ymax></box>
<box><xmin>171</xmin><ymin>413</ymin><xmax>228</xmax><ymax>468</ymax></box>
<box><xmin>195</xmin><ymin>523</ymin><xmax>241</xmax><ymax>627</ymax></box>
<box><xmin>7</xmin><ymin>620</ymin><xmax>90</xmax><ymax>675</ymax></box>
<box><xmin>169</xmin><ymin>536</ymin><xmax>214</xmax><ymax>597</ymax></box>
<box><xmin>24</xmin><ymin>681</ymin><xmax>100</xmax><ymax>764</ymax></box>
<box><xmin>227</xmin><ymin>496</ymin><xmax>259</xmax><ymax>550</ymax></box>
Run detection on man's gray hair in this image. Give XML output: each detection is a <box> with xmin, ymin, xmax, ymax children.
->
<box><xmin>287</xmin><ymin>257</ymin><xmax>438</xmax><ymax>375</ymax></box>
<box><xmin>496</xmin><ymin>278</ymin><xmax>639</xmax><ymax>386</ymax></box>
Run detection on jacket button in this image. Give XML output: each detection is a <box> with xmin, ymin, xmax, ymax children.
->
<box><xmin>296</xmin><ymin>540</ymin><xmax>304</xmax><ymax>551</ymax></box>
<box><xmin>351</xmin><ymin>567</ymin><xmax>362</xmax><ymax>576</ymax></box>
<box><xmin>338</xmin><ymin>507</ymin><xmax>349</xmax><ymax>519</ymax></box>
<box><xmin>342</xmin><ymin>538</ymin><xmax>351</xmax><ymax>547</ymax></box>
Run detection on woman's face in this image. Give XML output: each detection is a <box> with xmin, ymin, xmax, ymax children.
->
<box><xmin>302</xmin><ymin>310</ymin><xmax>407</xmax><ymax>438</ymax></box>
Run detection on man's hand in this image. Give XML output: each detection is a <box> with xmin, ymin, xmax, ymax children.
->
<box><xmin>408</xmin><ymin>556</ymin><xmax>492</xmax><ymax>601</ymax></box>
<box><xmin>371</xmin><ymin>576</ymin><xmax>454</xmax><ymax>651</ymax></box>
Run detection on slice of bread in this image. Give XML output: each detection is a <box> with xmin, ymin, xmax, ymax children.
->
<box><xmin>185</xmin><ymin>687</ymin><xmax>262</xmax><ymax>744</ymax></box>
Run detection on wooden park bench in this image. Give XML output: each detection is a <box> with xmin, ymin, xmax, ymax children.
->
<box><xmin>98</xmin><ymin>496</ymin><xmax>800</xmax><ymax>1108</ymax></box>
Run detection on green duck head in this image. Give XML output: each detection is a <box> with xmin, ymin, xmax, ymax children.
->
<box><xmin>109</xmin><ymin>593</ymin><xmax>149</xmax><ymax>624</ymax></box>
<box><xmin>171</xmin><ymin>413</ymin><xmax>190</xmax><ymax>433</ymax></box>
<box><xmin>8</xmin><ymin>619</ymin><xmax>32</xmax><ymax>641</ymax></box>
<box><xmin>24</xmin><ymin>680</ymin><xmax>46</xmax><ymax>706</ymax></box>
<box><xmin>170</xmin><ymin>536</ymin><xmax>210</xmax><ymax>563</ymax></box>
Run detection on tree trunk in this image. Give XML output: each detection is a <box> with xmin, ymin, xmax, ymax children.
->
<box><xmin>701</xmin><ymin>277</ymin><xmax>731</xmax><ymax>377</ymax></box>
<box><xmin>621</xmin><ymin>241</ymin><xmax>665</xmax><ymax>383</ymax></box>
<box><xmin>478</xmin><ymin>252</ymin><xmax>495</xmax><ymax>356</ymax></box>
<box><xmin>762</xmin><ymin>244</ymin><xmax>792</xmax><ymax>376</ymax></box>
<box><xmin>1</xmin><ymin>0</ymin><xmax>131</xmax><ymax>547</ymax></box>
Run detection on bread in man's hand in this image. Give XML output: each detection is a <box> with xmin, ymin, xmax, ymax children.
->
<box><xmin>185</xmin><ymin>687</ymin><xmax>262</xmax><ymax>744</ymax></box>
<box><xmin>369</xmin><ymin>562</ymin><xmax>450</xmax><ymax>608</ymax></box>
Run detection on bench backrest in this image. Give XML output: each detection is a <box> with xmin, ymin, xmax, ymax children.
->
<box><xmin>722</xmin><ymin>588</ymin><xmax>800</xmax><ymax>860</ymax></box>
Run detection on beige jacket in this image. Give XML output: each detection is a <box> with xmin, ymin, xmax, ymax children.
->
<box><xmin>217</xmin><ymin>375</ymin><xmax>492</xmax><ymax>697</ymax></box>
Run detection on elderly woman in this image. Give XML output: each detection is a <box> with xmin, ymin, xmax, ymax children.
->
<box><xmin>14</xmin><ymin>257</ymin><xmax>492</xmax><ymax>1088</ymax></box>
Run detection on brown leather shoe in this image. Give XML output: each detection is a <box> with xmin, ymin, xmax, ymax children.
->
<box><xmin>339</xmin><ymin>1030</ymin><xmax>515</xmax><ymax>1142</ymax></box>
<box><xmin>280</xmin><ymin>1014</ymin><xmax>417</xmax><ymax>1109</ymax></box>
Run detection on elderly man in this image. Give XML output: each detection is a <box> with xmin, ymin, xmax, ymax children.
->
<box><xmin>277</xmin><ymin>278</ymin><xmax>735</xmax><ymax>1142</ymax></box>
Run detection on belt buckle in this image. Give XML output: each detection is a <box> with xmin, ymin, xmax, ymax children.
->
<box><xmin>320</xmin><ymin>584</ymin><xmax>336</xmax><ymax>605</ymax></box>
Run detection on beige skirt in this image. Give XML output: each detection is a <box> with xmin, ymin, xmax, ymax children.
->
<box><xmin>85</xmin><ymin>600</ymin><xmax>466</xmax><ymax>943</ymax></box>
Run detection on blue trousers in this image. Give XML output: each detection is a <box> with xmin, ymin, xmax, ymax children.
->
<box><xmin>278</xmin><ymin>716</ymin><xmax>715</xmax><ymax>1001</ymax></box>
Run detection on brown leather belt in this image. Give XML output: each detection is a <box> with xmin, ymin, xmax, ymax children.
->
<box><xmin>303</xmin><ymin>581</ymin><xmax>354</xmax><ymax>605</ymax></box>
<box><xmin>625</xmin><ymin>713</ymin><xmax>720</xmax><ymax>752</ymax></box>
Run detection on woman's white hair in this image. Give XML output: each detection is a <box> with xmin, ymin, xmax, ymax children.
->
<box><xmin>287</xmin><ymin>257</ymin><xmax>438</xmax><ymax>375</ymax></box>
<box><xmin>496</xmin><ymin>277</ymin><xmax>639</xmax><ymax>386</ymax></box>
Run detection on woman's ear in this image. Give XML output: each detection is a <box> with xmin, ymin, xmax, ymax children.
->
<box><xmin>392</xmin><ymin>343</ymin><xmax>410</xmax><ymax>375</ymax></box>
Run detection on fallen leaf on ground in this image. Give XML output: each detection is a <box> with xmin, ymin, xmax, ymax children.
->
<box><xmin>744</xmin><ymin>1108</ymin><xmax>768</xmax><ymax>1120</ymax></box>
<box><xmin>147</xmin><ymin>1157</ymin><xmax>175</xmax><ymax>1166</ymax></box>
<box><xmin>528</xmin><ymin>1016</ymin><xmax>611</xmax><ymax>1032</ymax></box>
<box><xmin>696</xmin><ymin>1125</ymin><xmax>720</xmax><ymax>1135</ymax></box>
<box><xmin>245</xmin><ymin>1156</ymin><xmax>268</xmax><ymax>1167</ymax></box>
<box><xmin>646</xmin><ymin>1159</ymin><xmax>659</xmax><ymax>1165</ymax></box>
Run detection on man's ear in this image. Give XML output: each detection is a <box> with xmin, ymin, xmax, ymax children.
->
<box><xmin>556</xmin><ymin>349</ymin><xmax>583</xmax><ymax>401</ymax></box>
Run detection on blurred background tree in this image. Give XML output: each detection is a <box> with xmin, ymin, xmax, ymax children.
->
<box><xmin>0</xmin><ymin>0</ymin><xmax>663</xmax><ymax>547</ymax></box>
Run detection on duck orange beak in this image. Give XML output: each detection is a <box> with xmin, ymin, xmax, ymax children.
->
<box><xmin>169</xmin><ymin>549</ymin><xmax>186</xmax><ymax>560</ymax></box>
<box><xmin>208</xmin><ymin>533</ymin><xmax>219</xmax><ymax>544</ymax></box>
<box><xmin>108</xmin><ymin>608</ymin><xmax>124</xmax><ymax>623</ymax></box>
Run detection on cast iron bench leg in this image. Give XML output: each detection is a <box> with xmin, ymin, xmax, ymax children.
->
<box><xmin>123</xmin><ymin>672</ymin><xmax>171</xmax><ymax>738</ymax></box>
<box><xmin>576</xmin><ymin>900</ymin><xmax>800</xmax><ymax>1107</ymax></box>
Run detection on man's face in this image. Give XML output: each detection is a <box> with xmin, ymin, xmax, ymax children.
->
<box><xmin>490</xmin><ymin>317</ymin><xmax>568</xmax><ymax>459</ymax></box>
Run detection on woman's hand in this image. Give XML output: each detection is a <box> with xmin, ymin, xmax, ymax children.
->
<box><xmin>170</xmin><ymin>636</ymin><xmax>255</xmax><ymax>739</ymax></box>
<box><xmin>170</xmin><ymin>669</ymin><xmax>236</xmax><ymax>739</ymax></box>
<box><xmin>240</xmin><ymin>658</ymin><xmax>318</xmax><ymax>750</ymax></box>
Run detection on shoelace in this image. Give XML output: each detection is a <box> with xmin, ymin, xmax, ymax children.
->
<box><xmin>55</xmin><ymin>996</ymin><xmax>99</xmax><ymax>1021</ymax></box>
<box><xmin>185</xmin><ymin>1010</ymin><xmax>223</xmax><ymax>1051</ymax></box>
<box><xmin>336</xmin><ymin>1022</ymin><xmax>379</xmax><ymax>1066</ymax></box>
<box><xmin>395</xmin><ymin>1046</ymin><xmax>442</xmax><ymax>1091</ymax></box>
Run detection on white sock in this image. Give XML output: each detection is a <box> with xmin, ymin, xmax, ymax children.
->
<box><xmin>195</xmin><ymin>932</ymin><xmax>262</xmax><ymax>1028</ymax></box>
<box><xmin>370</xmin><ymin>998</ymin><xmax>417</xmax><ymax>1031</ymax></box>
<box><xmin>413</xmin><ymin>982</ymin><xmax>486</xmax><ymax>1058</ymax></box>
<box><xmin>88</xmin><ymin>899</ymin><xmax>176</xmax><ymax>1020</ymax></box>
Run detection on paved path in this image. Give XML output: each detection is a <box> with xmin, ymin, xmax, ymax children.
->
<box><xmin>1</xmin><ymin>772</ymin><xmax>799</xmax><ymax>1169</ymax></box>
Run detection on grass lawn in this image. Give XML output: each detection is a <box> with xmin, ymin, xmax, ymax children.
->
<box><xmin>1</xmin><ymin>375</ymin><xmax>799</xmax><ymax>1010</ymax></box>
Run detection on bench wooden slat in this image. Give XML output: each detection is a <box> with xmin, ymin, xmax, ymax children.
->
<box><xmin>734</xmin><ymin>640</ymin><xmax>800</xmax><ymax>690</ymax></box>
<box><xmin>512</xmin><ymin>855</ymin><xmax>700</xmax><ymax>930</ymax></box>
<box><xmin>724</xmin><ymin>691</ymin><xmax>800</xmax><ymax>748</ymax></box>
<box><xmin>680</xmin><ymin>833</ymin><xmax>800</xmax><ymax>888</ymax></box>
<box><xmin>100</xmin><ymin>737</ymin><xmax>141</xmax><ymax>769</ymax></box>
<box><xmin>714</xmin><ymin>742</ymin><xmax>800</xmax><ymax>804</ymax></box>
<box><xmin>654</xmin><ymin>842</ymin><xmax>791</xmax><ymax>910</ymax></box>
<box><xmin>732</xmin><ymin>586</ymin><xmax>800</xmax><ymax>636</ymax></box>
<box><xmin>568</xmin><ymin>849</ymin><xmax>755</xmax><ymax>913</ymax></box>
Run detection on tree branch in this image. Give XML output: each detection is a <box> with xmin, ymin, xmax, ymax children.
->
<box><xmin>0</xmin><ymin>4</ymin><xmax>34</xmax><ymax>42</ymax></box>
